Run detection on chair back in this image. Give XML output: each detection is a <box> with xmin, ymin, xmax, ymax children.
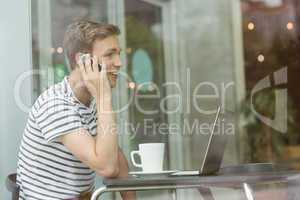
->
<box><xmin>5</xmin><ymin>173</ymin><xmax>19</xmax><ymax>200</ymax></box>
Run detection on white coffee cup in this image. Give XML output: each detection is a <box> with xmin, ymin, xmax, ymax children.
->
<box><xmin>130</xmin><ymin>143</ymin><xmax>165</xmax><ymax>172</ymax></box>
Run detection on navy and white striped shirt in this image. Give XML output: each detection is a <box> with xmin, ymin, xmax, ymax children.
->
<box><xmin>16</xmin><ymin>76</ymin><xmax>98</xmax><ymax>200</ymax></box>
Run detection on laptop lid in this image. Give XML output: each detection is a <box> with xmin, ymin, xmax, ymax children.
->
<box><xmin>200</xmin><ymin>107</ymin><xmax>232</xmax><ymax>175</ymax></box>
<box><xmin>171</xmin><ymin>107</ymin><xmax>233</xmax><ymax>176</ymax></box>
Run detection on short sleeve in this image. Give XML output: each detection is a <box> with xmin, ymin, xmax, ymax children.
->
<box><xmin>35</xmin><ymin>97</ymin><xmax>82</xmax><ymax>143</ymax></box>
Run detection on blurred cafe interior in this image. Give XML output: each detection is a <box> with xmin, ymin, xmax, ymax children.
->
<box><xmin>2</xmin><ymin>0</ymin><xmax>300</xmax><ymax>199</ymax></box>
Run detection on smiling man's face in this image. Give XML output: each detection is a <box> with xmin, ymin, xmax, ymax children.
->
<box><xmin>92</xmin><ymin>35</ymin><xmax>122</xmax><ymax>88</ymax></box>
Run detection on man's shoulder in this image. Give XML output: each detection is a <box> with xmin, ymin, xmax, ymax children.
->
<box><xmin>32</xmin><ymin>81</ymin><xmax>75</xmax><ymax>114</ymax></box>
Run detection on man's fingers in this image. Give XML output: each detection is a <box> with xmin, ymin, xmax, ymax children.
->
<box><xmin>78</xmin><ymin>56</ymin><xmax>84</xmax><ymax>69</ymax></box>
<box><xmin>78</xmin><ymin>54</ymin><xmax>89</xmax><ymax>83</ymax></box>
<box><xmin>78</xmin><ymin>56</ymin><xmax>87</xmax><ymax>75</ymax></box>
<box><xmin>100</xmin><ymin>57</ymin><xmax>107</xmax><ymax>72</ymax></box>
<box><xmin>92</xmin><ymin>55</ymin><xmax>98</xmax><ymax>72</ymax></box>
<box><xmin>84</xmin><ymin>54</ymin><xmax>92</xmax><ymax>73</ymax></box>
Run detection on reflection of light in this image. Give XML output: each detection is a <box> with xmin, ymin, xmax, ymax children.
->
<box><xmin>265</xmin><ymin>0</ymin><xmax>283</xmax><ymax>7</ymax></box>
<box><xmin>287</xmin><ymin>22</ymin><xmax>294</xmax><ymax>30</ymax></box>
<box><xmin>257</xmin><ymin>54</ymin><xmax>265</xmax><ymax>62</ymax></box>
<box><xmin>57</xmin><ymin>47</ymin><xmax>63</xmax><ymax>54</ymax></box>
<box><xmin>128</xmin><ymin>82</ymin><xmax>136</xmax><ymax>89</ymax></box>
<box><xmin>248</xmin><ymin>22</ymin><xmax>255</xmax><ymax>31</ymax></box>
<box><xmin>126</xmin><ymin>48</ymin><xmax>132</xmax><ymax>54</ymax></box>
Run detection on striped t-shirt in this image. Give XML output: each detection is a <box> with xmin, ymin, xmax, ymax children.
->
<box><xmin>16</xmin><ymin>76</ymin><xmax>98</xmax><ymax>200</ymax></box>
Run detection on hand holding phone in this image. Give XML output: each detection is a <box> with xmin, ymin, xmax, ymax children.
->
<box><xmin>77</xmin><ymin>53</ymin><xmax>112</xmax><ymax>99</ymax></box>
<box><xmin>79</xmin><ymin>53</ymin><xmax>102</xmax><ymax>72</ymax></box>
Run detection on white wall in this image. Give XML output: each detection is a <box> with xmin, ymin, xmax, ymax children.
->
<box><xmin>0</xmin><ymin>0</ymin><xmax>32</xmax><ymax>199</ymax></box>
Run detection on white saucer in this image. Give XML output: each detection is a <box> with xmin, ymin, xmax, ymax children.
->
<box><xmin>129</xmin><ymin>170</ymin><xmax>177</xmax><ymax>177</ymax></box>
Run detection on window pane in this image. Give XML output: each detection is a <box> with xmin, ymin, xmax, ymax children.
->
<box><xmin>241</xmin><ymin>0</ymin><xmax>300</xmax><ymax>168</ymax></box>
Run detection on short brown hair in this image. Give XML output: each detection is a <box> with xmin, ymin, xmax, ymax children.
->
<box><xmin>63</xmin><ymin>20</ymin><xmax>120</xmax><ymax>70</ymax></box>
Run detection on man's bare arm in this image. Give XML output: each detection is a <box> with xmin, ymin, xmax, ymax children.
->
<box><xmin>60</xmin><ymin>55</ymin><xmax>119</xmax><ymax>178</ymax></box>
<box><xmin>60</xmin><ymin>127</ymin><xmax>118</xmax><ymax>178</ymax></box>
<box><xmin>60</xmin><ymin>97</ymin><xmax>119</xmax><ymax>177</ymax></box>
<box><xmin>117</xmin><ymin>148</ymin><xmax>136</xmax><ymax>200</ymax></box>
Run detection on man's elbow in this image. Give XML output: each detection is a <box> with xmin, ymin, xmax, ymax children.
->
<box><xmin>97</xmin><ymin>166</ymin><xmax>120</xmax><ymax>178</ymax></box>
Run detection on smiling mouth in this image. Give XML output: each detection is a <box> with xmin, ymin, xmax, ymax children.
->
<box><xmin>110</xmin><ymin>73</ymin><xmax>118</xmax><ymax>79</ymax></box>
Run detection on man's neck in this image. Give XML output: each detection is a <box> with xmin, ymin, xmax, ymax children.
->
<box><xmin>68</xmin><ymin>69</ymin><xmax>92</xmax><ymax>107</ymax></box>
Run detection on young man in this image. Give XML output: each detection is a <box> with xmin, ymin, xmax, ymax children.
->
<box><xmin>16</xmin><ymin>20</ymin><xmax>135</xmax><ymax>200</ymax></box>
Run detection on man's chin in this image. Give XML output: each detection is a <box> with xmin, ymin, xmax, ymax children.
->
<box><xmin>109</xmin><ymin>80</ymin><xmax>117</xmax><ymax>88</ymax></box>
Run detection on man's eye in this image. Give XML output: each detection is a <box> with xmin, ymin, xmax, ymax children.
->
<box><xmin>105</xmin><ymin>53</ymin><xmax>113</xmax><ymax>57</ymax></box>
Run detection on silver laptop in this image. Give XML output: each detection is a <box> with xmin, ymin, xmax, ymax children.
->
<box><xmin>172</xmin><ymin>106</ymin><xmax>230</xmax><ymax>176</ymax></box>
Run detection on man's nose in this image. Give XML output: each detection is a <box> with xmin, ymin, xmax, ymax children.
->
<box><xmin>114</xmin><ymin>56</ymin><xmax>122</xmax><ymax>68</ymax></box>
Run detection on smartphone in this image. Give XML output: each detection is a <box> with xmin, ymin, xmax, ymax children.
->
<box><xmin>79</xmin><ymin>53</ymin><xmax>102</xmax><ymax>72</ymax></box>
